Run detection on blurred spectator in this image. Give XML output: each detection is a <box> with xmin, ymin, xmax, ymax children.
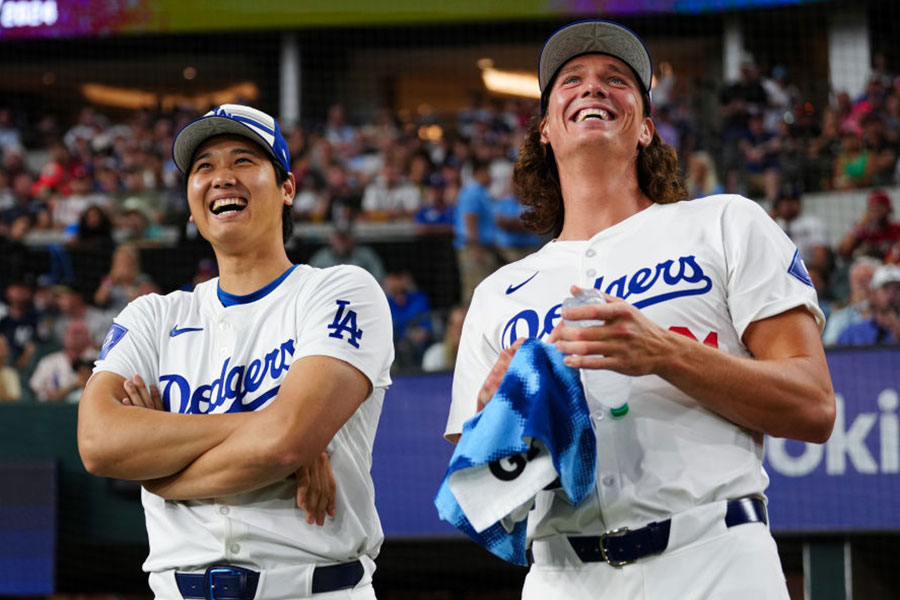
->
<box><xmin>833</xmin><ymin>129</ymin><xmax>874</xmax><ymax>190</ymax></box>
<box><xmin>0</xmin><ymin>214</ymin><xmax>36</xmax><ymax>285</ymax></box>
<box><xmin>117</xmin><ymin>199</ymin><xmax>166</xmax><ymax>246</ymax></box>
<box><xmin>739</xmin><ymin>111</ymin><xmax>781</xmax><ymax>201</ymax></box>
<box><xmin>822</xmin><ymin>256</ymin><xmax>880</xmax><ymax>346</ymax></box>
<box><xmin>454</xmin><ymin>158</ymin><xmax>498</xmax><ymax>303</ymax></box>
<box><xmin>685</xmin><ymin>151</ymin><xmax>724</xmax><ymax>198</ymax></box>
<box><xmin>320</xmin><ymin>162</ymin><xmax>362</xmax><ymax>224</ymax></box>
<box><xmin>719</xmin><ymin>54</ymin><xmax>768</xmax><ymax>193</ymax></box>
<box><xmin>51</xmin><ymin>165</ymin><xmax>109</xmax><ymax>233</ymax></box>
<box><xmin>762</xmin><ymin>65</ymin><xmax>798</xmax><ymax>134</ymax></box>
<box><xmin>0</xmin><ymin>281</ymin><xmax>43</xmax><ymax>370</ymax></box>
<box><xmin>51</xmin><ymin>286</ymin><xmax>112</xmax><ymax>349</ymax></box>
<box><xmin>422</xmin><ymin>304</ymin><xmax>466</xmax><ymax>372</ymax></box>
<box><xmin>0</xmin><ymin>108</ymin><xmax>22</xmax><ymax>149</ymax></box>
<box><xmin>0</xmin><ymin>169</ymin><xmax>14</xmax><ymax>214</ymax></box>
<box><xmin>0</xmin><ymin>335</ymin><xmax>21</xmax><ymax>402</ymax></box>
<box><xmin>859</xmin><ymin>113</ymin><xmax>898</xmax><ymax>186</ymax></box>
<box><xmin>119</xmin><ymin>165</ymin><xmax>164</xmax><ymax>224</ymax></box>
<box><xmin>414</xmin><ymin>174</ymin><xmax>455</xmax><ymax>233</ymax></box>
<box><xmin>324</xmin><ymin>103</ymin><xmax>356</xmax><ymax>148</ymax></box>
<box><xmin>67</xmin><ymin>204</ymin><xmax>115</xmax><ymax>251</ymax></box>
<box><xmin>29</xmin><ymin>319</ymin><xmax>96</xmax><ymax>403</ymax></box>
<box><xmin>361</xmin><ymin>160</ymin><xmax>422</xmax><ymax>221</ymax></box>
<box><xmin>383</xmin><ymin>270</ymin><xmax>433</xmax><ymax>370</ymax></box>
<box><xmin>771</xmin><ymin>184</ymin><xmax>831</xmax><ymax>273</ymax></box>
<box><xmin>180</xmin><ymin>258</ymin><xmax>218</xmax><ymax>292</ymax></box>
<box><xmin>93</xmin><ymin>243</ymin><xmax>157</xmax><ymax>313</ymax></box>
<box><xmin>837</xmin><ymin>189</ymin><xmax>900</xmax><ymax>260</ymax></box>
<box><xmin>836</xmin><ymin>264</ymin><xmax>900</xmax><ymax>346</ymax></box>
<box><xmin>493</xmin><ymin>183</ymin><xmax>541</xmax><ymax>264</ymax></box>
<box><xmin>807</xmin><ymin>107</ymin><xmax>843</xmax><ymax>190</ymax></box>
<box><xmin>308</xmin><ymin>222</ymin><xmax>386</xmax><ymax>284</ymax></box>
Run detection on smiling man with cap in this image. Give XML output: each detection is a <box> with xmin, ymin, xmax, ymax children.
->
<box><xmin>445</xmin><ymin>20</ymin><xmax>834</xmax><ymax>599</ymax></box>
<box><xmin>79</xmin><ymin>103</ymin><xmax>394</xmax><ymax>599</ymax></box>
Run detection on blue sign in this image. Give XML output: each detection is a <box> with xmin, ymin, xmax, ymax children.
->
<box><xmin>764</xmin><ymin>347</ymin><xmax>900</xmax><ymax>533</ymax></box>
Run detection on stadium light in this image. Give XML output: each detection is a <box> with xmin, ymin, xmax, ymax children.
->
<box><xmin>481</xmin><ymin>67</ymin><xmax>540</xmax><ymax>99</ymax></box>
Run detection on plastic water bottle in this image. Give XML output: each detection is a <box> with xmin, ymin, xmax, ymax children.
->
<box><xmin>561</xmin><ymin>288</ymin><xmax>631</xmax><ymax>418</ymax></box>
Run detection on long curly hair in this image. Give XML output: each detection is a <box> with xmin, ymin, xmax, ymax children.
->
<box><xmin>513</xmin><ymin>90</ymin><xmax>687</xmax><ymax>236</ymax></box>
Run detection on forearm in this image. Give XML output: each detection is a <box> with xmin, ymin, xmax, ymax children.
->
<box><xmin>78</xmin><ymin>378</ymin><xmax>244</xmax><ymax>480</ymax></box>
<box><xmin>142</xmin><ymin>421</ymin><xmax>303</xmax><ymax>500</ymax></box>
<box><xmin>655</xmin><ymin>330</ymin><xmax>834</xmax><ymax>442</ymax></box>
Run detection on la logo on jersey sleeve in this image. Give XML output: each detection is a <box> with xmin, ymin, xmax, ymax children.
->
<box><xmin>327</xmin><ymin>299</ymin><xmax>363</xmax><ymax>348</ymax></box>
<box><xmin>99</xmin><ymin>323</ymin><xmax>128</xmax><ymax>359</ymax></box>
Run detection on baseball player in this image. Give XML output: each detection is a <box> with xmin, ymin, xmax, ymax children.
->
<box><xmin>445</xmin><ymin>20</ymin><xmax>835</xmax><ymax>599</ymax></box>
<box><xmin>78</xmin><ymin>104</ymin><xmax>393</xmax><ymax>599</ymax></box>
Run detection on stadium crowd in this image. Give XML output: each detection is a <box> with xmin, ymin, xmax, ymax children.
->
<box><xmin>1</xmin><ymin>54</ymin><xmax>900</xmax><ymax>402</ymax></box>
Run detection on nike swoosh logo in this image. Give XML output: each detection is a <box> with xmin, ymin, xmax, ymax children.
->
<box><xmin>170</xmin><ymin>325</ymin><xmax>203</xmax><ymax>337</ymax></box>
<box><xmin>505</xmin><ymin>272</ymin><xmax>538</xmax><ymax>295</ymax></box>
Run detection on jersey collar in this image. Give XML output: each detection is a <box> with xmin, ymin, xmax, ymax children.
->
<box><xmin>217</xmin><ymin>264</ymin><xmax>298</xmax><ymax>307</ymax></box>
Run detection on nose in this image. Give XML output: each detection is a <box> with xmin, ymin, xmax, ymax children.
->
<box><xmin>212</xmin><ymin>167</ymin><xmax>236</xmax><ymax>188</ymax></box>
<box><xmin>581</xmin><ymin>77</ymin><xmax>608</xmax><ymax>98</ymax></box>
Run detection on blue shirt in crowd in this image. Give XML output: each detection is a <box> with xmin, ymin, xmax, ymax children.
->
<box><xmin>836</xmin><ymin>318</ymin><xmax>898</xmax><ymax>346</ymax></box>
<box><xmin>454</xmin><ymin>181</ymin><xmax>496</xmax><ymax>249</ymax></box>
<box><xmin>493</xmin><ymin>195</ymin><xmax>540</xmax><ymax>249</ymax></box>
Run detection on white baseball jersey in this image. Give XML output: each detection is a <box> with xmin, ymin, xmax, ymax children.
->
<box><xmin>94</xmin><ymin>264</ymin><xmax>393</xmax><ymax>595</ymax></box>
<box><xmin>446</xmin><ymin>195</ymin><xmax>824</xmax><ymax>540</ymax></box>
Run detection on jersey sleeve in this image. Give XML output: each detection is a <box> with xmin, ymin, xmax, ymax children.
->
<box><xmin>720</xmin><ymin>196</ymin><xmax>825</xmax><ymax>338</ymax></box>
<box><xmin>293</xmin><ymin>265</ymin><xmax>394</xmax><ymax>389</ymax></box>
<box><xmin>92</xmin><ymin>295</ymin><xmax>161</xmax><ymax>384</ymax></box>
<box><xmin>444</xmin><ymin>285</ymin><xmax>498</xmax><ymax>439</ymax></box>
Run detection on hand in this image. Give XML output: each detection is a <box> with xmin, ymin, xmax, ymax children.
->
<box><xmin>296</xmin><ymin>452</ymin><xmax>336</xmax><ymax>526</ymax></box>
<box><xmin>477</xmin><ymin>337</ymin><xmax>525</xmax><ymax>411</ymax></box>
<box><xmin>121</xmin><ymin>375</ymin><xmax>163</xmax><ymax>410</ymax></box>
<box><xmin>551</xmin><ymin>286</ymin><xmax>675</xmax><ymax>375</ymax></box>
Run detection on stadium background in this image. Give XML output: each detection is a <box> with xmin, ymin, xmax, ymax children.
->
<box><xmin>1</xmin><ymin>0</ymin><xmax>900</xmax><ymax>598</ymax></box>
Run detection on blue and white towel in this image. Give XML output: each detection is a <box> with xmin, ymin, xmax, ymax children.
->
<box><xmin>434</xmin><ymin>338</ymin><xmax>596</xmax><ymax>565</ymax></box>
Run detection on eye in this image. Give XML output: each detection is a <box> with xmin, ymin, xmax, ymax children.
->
<box><xmin>609</xmin><ymin>75</ymin><xmax>628</xmax><ymax>86</ymax></box>
<box><xmin>193</xmin><ymin>161</ymin><xmax>212</xmax><ymax>173</ymax></box>
<box><xmin>561</xmin><ymin>74</ymin><xmax>580</xmax><ymax>86</ymax></box>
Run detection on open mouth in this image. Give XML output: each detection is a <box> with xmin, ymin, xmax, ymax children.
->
<box><xmin>210</xmin><ymin>197</ymin><xmax>248</xmax><ymax>215</ymax></box>
<box><xmin>573</xmin><ymin>107</ymin><xmax>614</xmax><ymax>122</ymax></box>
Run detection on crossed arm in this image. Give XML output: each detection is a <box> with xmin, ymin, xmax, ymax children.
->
<box><xmin>78</xmin><ymin>354</ymin><xmax>369</xmax><ymax>515</ymax></box>
<box><xmin>474</xmin><ymin>288</ymin><xmax>835</xmax><ymax>444</ymax></box>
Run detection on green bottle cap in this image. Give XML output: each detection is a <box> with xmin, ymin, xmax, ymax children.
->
<box><xmin>610</xmin><ymin>403</ymin><xmax>630</xmax><ymax>418</ymax></box>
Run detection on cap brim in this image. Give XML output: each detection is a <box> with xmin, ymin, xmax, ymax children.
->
<box><xmin>539</xmin><ymin>20</ymin><xmax>652</xmax><ymax>93</ymax></box>
<box><xmin>172</xmin><ymin>115</ymin><xmax>280</xmax><ymax>174</ymax></box>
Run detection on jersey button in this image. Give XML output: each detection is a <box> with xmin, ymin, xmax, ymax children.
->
<box><xmin>594</xmin><ymin>411</ymin><xmax>605</xmax><ymax>421</ymax></box>
<box><xmin>229</xmin><ymin>543</ymin><xmax>241</xmax><ymax>554</ymax></box>
<box><xmin>585</xmin><ymin>249</ymin><xmax>596</xmax><ymax>257</ymax></box>
<box><xmin>586</xmin><ymin>269</ymin><xmax>597</xmax><ymax>278</ymax></box>
<box><xmin>601</xmin><ymin>475</ymin><xmax>615</xmax><ymax>487</ymax></box>
<box><xmin>219</xmin><ymin>506</ymin><xmax>230</xmax><ymax>515</ymax></box>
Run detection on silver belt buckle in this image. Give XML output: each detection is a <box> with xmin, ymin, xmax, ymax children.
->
<box><xmin>599</xmin><ymin>526</ymin><xmax>632</xmax><ymax>567</ymax></box>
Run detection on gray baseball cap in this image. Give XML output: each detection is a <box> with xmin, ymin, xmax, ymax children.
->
<box><xmin>538</xmin><ymin>20</ymin><xmax>653</xmax><ymax>94</ymax></box>
<box><xmin>172</xmin><ymin>104</ymin><xmax>291</xmax><ymax>175</ymax></box>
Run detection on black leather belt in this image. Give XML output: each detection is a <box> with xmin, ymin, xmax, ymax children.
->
<box><xmin>175</xmin><ymin>560</ymin><xmax>364</xmax><ymax>599</ymax></box>
<box><xmin>566</xmin><ymin>496</ymin><xmax>768</xmax><ymax>567</ymax></box>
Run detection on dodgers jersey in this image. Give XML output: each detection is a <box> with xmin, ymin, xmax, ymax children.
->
<box><xmin>94</xmin><ymin>264</ymin><xmax>393</xmax><ymax>585</ymax></box>
<box><xmin>446</xmin><ymin>195</ymin><xmax>824</xmax><ymax>539</ymax></box>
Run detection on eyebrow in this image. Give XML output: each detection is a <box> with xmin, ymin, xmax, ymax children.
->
<box><xmin>557</xmin><ymin>58</ymin><xmax>638</xmax><ymax>85</ymax></box>
<box><xmin>192</xmin><ymin>145</ymin><xmax>262</xmax><ymax>166</ymax></box>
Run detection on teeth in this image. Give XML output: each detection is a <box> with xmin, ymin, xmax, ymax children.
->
<box><xmin>211</xmin><ymin>197</ymin><xmax>247</xmax><ymax>214</ymax></box>
<box><xmin>576</xmin><ymin>108</ymin><xmax>611</xmax><ymax>122</ymax></box>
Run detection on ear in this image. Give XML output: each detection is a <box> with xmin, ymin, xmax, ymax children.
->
<box><xmin>188</xmin><ymin>214</ymin><xmax>194</xmax><ymax>223</ymax></box>
<box><xmin>638</xmin><ymin>117</ymin><xmax>654</xmax><ymax>148</ymax></box>
<box><xmin>283</xmin><ymin>172</ymin><xmax>296</xmax><ymax>207</ymax></box>
<box><xmin>539</xmin><ymin>118</ymin><xmax>550</xmax><ymax>145</ymax></box>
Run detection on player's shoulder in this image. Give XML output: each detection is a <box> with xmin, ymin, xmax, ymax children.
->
<box><xmin>300</xmin><ymin>264</ymin><xmax>385</xmax><ymax>300</ymax></box>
